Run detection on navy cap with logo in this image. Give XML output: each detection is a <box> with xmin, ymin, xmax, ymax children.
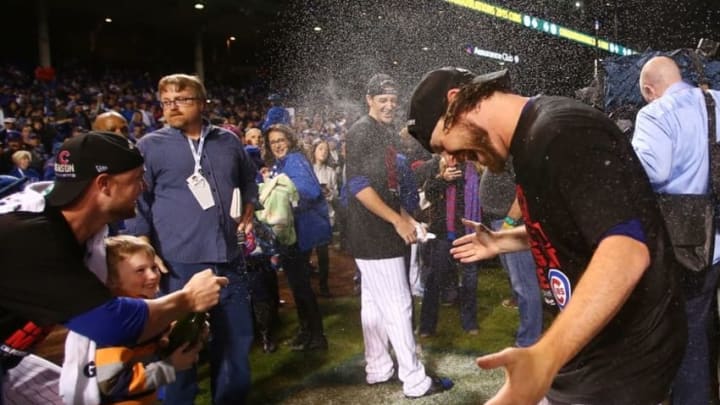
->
<box><xmin>407</xmin><ymin>67</ymin><xmax>511</xmax><ymax>152</ymax></box>
<box><xmin>366</xmin><ymin>73</ymin><xmax>399</xmax><ymax>97</ymax></box>
<box><xmin>46</xmin><ymin>131</ymin><xmax>144</xmax><ymax>207</ymax></box>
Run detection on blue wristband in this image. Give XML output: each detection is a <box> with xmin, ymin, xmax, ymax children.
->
<box><xmin>504</xmin><ymin>216</ymin><xmax>519</xmax><ymax>227</ymax></box>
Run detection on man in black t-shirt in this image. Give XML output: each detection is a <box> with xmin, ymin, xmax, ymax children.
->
<box><xmin>0</xmin><ymin>132</ymin><xmax>227</xmax><ymax>398</ymax></box>
<box><xmin>345</xmin><ymin>74</ymin><xmax>453</xmax><ymax>399</ymax></box>
<box><xmin>406</xmin><ymin>67</ymin><xmax>686</xmax><ymax>405</ymax></box>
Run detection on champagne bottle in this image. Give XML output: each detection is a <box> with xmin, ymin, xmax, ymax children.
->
<box><xmin>159</xmin><ymin>312</ymin><xmax>207</xmax><ymax>358</ymax></box>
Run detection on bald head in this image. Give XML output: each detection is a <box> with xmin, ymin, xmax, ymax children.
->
<box><xmin>639</xmin><ymin>56</ymin><xmax>683</xmax><ymax>103</ymax></box>
<box><xmin>93</xmin><ymin>111</ymin><xmax>129</xmax><ymax>137</ymax></box>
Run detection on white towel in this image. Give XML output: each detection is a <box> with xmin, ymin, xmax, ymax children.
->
<box><xmin>59</xmin><ymin>226</ymin><xmax>108</xmax><ymax>405</ymax></box>
<box><xmin>58</xmin><ymin>332</ymin><xmax>99</xmax><ymax>405</ymax></box>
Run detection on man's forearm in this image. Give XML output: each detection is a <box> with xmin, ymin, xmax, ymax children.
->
<box><xmin>139</xmin><ymin>290</ymin><xmax>192</xmax><ymax>342</ymax></box>
<box><xmin>355</xmin><ymin>187</ymin><xmax>402</xmax><ymax>225</ymax></box>
<box><xmin>496</xmin><ymin>225</ymin><xmax>531</xmax><ymax>253</ymax></box>
<box><xmin>532</xmin><ymin>235</ymin><xmax>649</xmax><ymax>373</ymax></box>
<box><xmin>506</xmin><ymin>196</ymin><xmax>522</xmax><ymax>221</ymax></box>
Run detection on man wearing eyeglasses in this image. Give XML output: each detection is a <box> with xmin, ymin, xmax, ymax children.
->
<box><xmin>125</xmin><ymin>74</ymin><xmax>258</xmax><ymax>405</ymax></box>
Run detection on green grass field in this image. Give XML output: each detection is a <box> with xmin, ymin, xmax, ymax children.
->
<box><xmin>195</xmin><ymin>266</ymin><xmax>517</xmax><ymax>404</ymax></box>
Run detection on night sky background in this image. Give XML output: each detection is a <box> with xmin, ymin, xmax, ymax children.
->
<box><xmin>3</xmin><ymin>0</ymin><xmax>719</xmax><ymax>102</ymax></box>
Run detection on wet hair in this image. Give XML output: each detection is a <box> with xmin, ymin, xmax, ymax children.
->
<box><xmin>263</xmin><ymin>124</ymin><xmax>300</xmax><ymax>164</ymax></box>
<box><xmin>106</xmin><ymin>235</ymin><xmax>157</xmax><ymax>288</ymax></box>
<box><xmin>444</xmin><ymin>80</ymin><xmax>511</xmax><ymax>130</ymax></box>
<box><xmin>157</xmin><ymin>74</ymin><xmax>207</xmax><ymax>101</ymax></box>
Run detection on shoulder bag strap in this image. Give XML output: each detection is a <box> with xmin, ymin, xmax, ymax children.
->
<box><xmin>702</xmin><ymin>89</ymin><xmax>718</xmax><ymax>263</ymax></box>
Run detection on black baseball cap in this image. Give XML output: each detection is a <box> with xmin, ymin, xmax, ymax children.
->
<box><xmin>366</xmin><ymin>73</ymin><xmax>399</xmax><ymax>97</ymax></box>
<box><xmin>407</xmin><ymin>67</ymin><xmax>511</xmax><ymax>152</ymax></box>
<box><xmin>46</xmin><ymin>131</ymin><xmax>144</xmax><ymax>207</ymax></box>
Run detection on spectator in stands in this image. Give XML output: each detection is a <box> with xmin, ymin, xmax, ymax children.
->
<box><xmin>72</xmin><ymin>102</ymin><xmax>92</xmax><ymax>131</ymax></box>
<box><xmin>30</xmin><ymin>118</ymin><xmax>57</xmax><ymax>156</ymax></box>
<box><xmin>0</xmin><ymin>130</ymin><xmax>23</xmax><ymax>174</ymax></box>
<box><xmin>93</xmin><ymin>111</ymin><xmax>130</xmax><ymax>138</ymax></box>
<box><xmin>8</xmin><ymin>150</ymin><xmax>40</xmax><ymax>183</ymax></box>
<box><xmin>261</xmin><ymin>93</ymin><xmax>291</xmax><ymax>132</ymax></box>
<box><xmin>19</xmin><ymin>125</ymin><xmax>46</xmax><ymax>174</ymax></box>
<box><xmin>137</xmin><ymin>99</ymin><xmax>157</xmax><ymax>129</ymax></box>
<box><xmin>244</xmin><ymin>127</ymin><xmax>262</xmax><ymax>147</ymax></box>
<box><xmin>2</xmin><ymin>117</ymin><xmax>16</xmax><ymax>140</ymax></box>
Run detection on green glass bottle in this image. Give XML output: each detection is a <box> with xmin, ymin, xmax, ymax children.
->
<box><xmin>159</xmin><ymin>312</ymin><xmax>207</xmax><ymax>358</ymax></box>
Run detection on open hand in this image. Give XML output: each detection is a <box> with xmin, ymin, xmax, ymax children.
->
<box><xmin>476</xmin><ymin>347</ymin><xmax>554</xmax><ymax>405</ymax></box>
<box><xmin>450</xmin><ymin>219</ymin><xmax>500</xmax><ymax>263</ymax></box>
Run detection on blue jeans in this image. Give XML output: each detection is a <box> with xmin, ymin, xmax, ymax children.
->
<box><xmin>671</xmin><ymin>262</ymin><xmax>720</xmax><ymax>405</ymax></box>
<box><xmin>162</xmin><ymin>259</ymin><xmax>253</xmax><ymax>405</ymax></box>
<box><xmin>492</xmin><ymin>220</ymin><xmax>543</xmax><ymax>347</ymax></box>
<box><xmin>419</xmin><ymin>239</ymin><xmax>479</xmax><ymax>333</ymax></box>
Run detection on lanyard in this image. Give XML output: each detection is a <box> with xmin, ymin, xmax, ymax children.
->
<box><xmin>187</xmin><ymin>135</ymin><xmax>206</xmax><ymax>174</ymax></box>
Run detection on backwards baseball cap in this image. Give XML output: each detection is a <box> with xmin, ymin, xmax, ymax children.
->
<box><xmin>366</xmin><ymin>73</ymin><xmax>399</xmax><ymax>97</ymax></box>
<box><xmin>406</xmin><ymin>67</ymin><xmax>511</xmax><ymax>152</ymax></box>
<box><xmin>46</xmin><ymin>131</ymin><xmax>144</xmax><ymax>207</ymax></box>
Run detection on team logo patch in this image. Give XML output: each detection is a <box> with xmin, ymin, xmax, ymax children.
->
<box><xmin>57</xmin><ymin>150</ymin><xmax>70</xmax><ymax>164</ymax></box>
<box><xmin>55</xmin><ymin>150</ymin><xmax>76</xmax><ymax>178</ymax></box>
<box><xmin>548</xmin><ymin>269</ymin><xmax>572</xmax><ymax>310</ymax></box>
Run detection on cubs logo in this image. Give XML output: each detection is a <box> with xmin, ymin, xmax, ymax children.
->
<box><xmin>548</xmin><ymin>269</ymin><xmax>572</xmax><ymax>310</ymax></box>
<box><xmin>57</xmin><ymin>150</ymin><xmax>71</xmax><ymax>164</ymax></box>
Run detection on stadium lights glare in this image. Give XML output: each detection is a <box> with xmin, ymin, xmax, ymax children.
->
<box><xmin>104</xmin><ymin>17</ymin><xmax>112</xmax><ymax>23</ymax></box>
<box><xmin>194</xmin><ymin>2</ymin><xmax>205</xmax><ymax>10</ymax></box>
<box><xmin>444</xmin><ymin>0</ymin><xmax>636</xmax><ymax>56</ymax></box>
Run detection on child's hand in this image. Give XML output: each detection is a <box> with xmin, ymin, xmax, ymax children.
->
<box><xmin>154</xmin><ymin>255</ymin><xmax>168</xmax><ymax>274</ymax></box>
<box><xmin>168</xmin><ymin>341</ymin><xmax>202</xmax><ymax>371</ymax></box>
<box><xmin>157</xmin><ymin>321</ymin><xmax>176</xmax><ymax>349</ymax></box>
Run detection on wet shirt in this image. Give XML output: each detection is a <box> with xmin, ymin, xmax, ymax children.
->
<box><xmin>632</xmin><ymin>82</ymin><xmax>720</xmax><ymax>263</ymax></box>
<box><xmin>345</xmin><ymin>115</ymin><xmax>407</xmax><ymax>259</ymax></box>
<box><xmin>510</xmin><ymin>96</ymin><xmax>686</xmax><ymax>404</ymax></box>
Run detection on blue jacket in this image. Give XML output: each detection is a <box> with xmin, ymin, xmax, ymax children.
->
<box><xmin>271</xmin><ymin>151</ymin><xmax>331</xmax><ymax>252</ymax></box>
